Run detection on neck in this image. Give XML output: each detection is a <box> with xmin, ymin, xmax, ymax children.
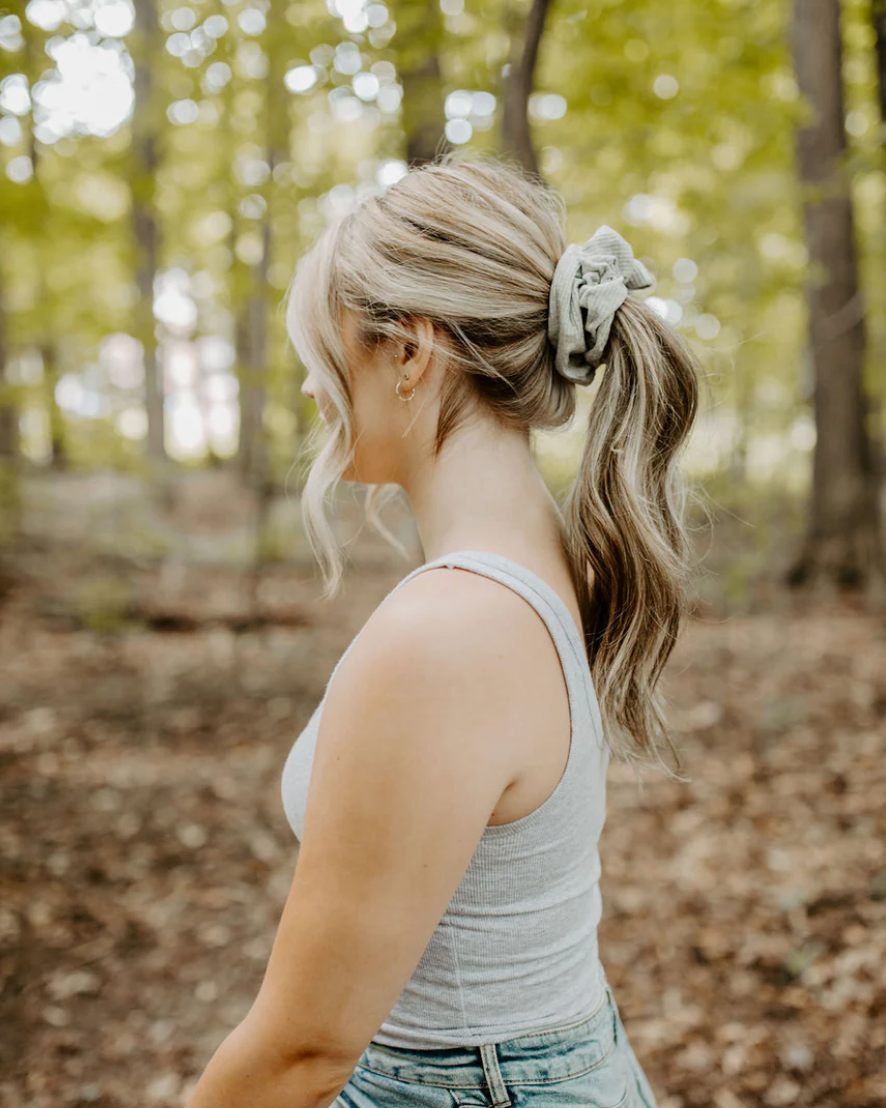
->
<box><xmin>400</xmin><ymin>418</ymin><xmax>566</xmax><ymax>566</ymax></box>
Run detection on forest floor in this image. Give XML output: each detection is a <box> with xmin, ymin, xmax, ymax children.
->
<box><xmin>1</xmin><ymin>470</ymin><xmax>885</xmax><ymax>1108</ymax></box>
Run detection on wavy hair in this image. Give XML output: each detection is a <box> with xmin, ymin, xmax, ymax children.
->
<box><xmin>286</xmin><ymin>149</ymin><xmax>704</xmax><ymax>780</ymax></box>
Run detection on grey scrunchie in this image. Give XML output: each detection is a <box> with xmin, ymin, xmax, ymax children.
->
<box><xmin>547</xmin><ymin>224</ymin><xmax>656</xmax><ymax>386</ymax></box>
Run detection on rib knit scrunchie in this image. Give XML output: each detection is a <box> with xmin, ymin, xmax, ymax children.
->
<box><xmin>547</xmin><ymin>225</ymin><xmax>655</xmax><ymax>386</ymax></box>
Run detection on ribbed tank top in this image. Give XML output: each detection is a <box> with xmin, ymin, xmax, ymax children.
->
<box><xmin>280</xmin><ymin>549</ymin><xmax>610</xmax><ymax>1048</ymax></box>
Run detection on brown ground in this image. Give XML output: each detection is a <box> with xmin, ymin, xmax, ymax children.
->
<box><xmin>1</xmin><ymin>523</ymin><xmax>884</xmax><ymax>1108</ymax></box>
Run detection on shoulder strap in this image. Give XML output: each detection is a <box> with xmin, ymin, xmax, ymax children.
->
<box><xmin>388</xmin><ymin>549</ymin><xmax>596</xmax><ymax>728</ymax></box>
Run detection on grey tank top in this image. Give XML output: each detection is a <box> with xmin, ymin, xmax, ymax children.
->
<box><xmin>280</xmin><ymin>549</ymin><xmax>610</xmax><ymax>1048</ymax></box>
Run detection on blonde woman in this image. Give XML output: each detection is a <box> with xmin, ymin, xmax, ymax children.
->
<box><xmin>187</xmin><ymin>152</ymin><xmax>701</xmax><ymax>1108</ymax></box>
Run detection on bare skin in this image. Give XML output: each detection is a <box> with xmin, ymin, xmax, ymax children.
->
<box><xmin>186</xmin><ymin>312</ymin><xmax>583</xmax><ymax>1108</ymax></box>
<box><xmin>311</xmin><ymin>310</ymin><xmax>583</xmax><ymax>823</ymax></box>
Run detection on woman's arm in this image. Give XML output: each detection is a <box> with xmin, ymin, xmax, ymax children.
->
<box><xmin>185</xmin><ymin>1017</ymin><xmax>353</xmax><ymax>1108</ymax></box>
<box><xmin>184</xmin><ymin>571</ymin><xmax>524</xmax><ymax>1108</ymax></box>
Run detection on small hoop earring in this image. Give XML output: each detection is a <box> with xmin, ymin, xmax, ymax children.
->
<box><xmin>396</xmin><ymin>379</ymin><xmax>416</xmax><ymax>401</ymax></box>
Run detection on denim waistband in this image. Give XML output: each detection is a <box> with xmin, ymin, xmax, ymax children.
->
<box><xmin>358</xmin><ymin>981</ymin><xmax>618</xmax><ymax>1091</ymax></box>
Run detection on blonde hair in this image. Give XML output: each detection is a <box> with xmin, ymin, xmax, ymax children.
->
<box><xmin>286</xmin><ymin>150</ymin><xmax>703</xmax><ymax>780</ymax></box>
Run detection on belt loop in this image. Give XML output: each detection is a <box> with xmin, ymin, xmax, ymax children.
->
<box><xmin>478</xmin><ymin>1042</ymin><xmax>512</xmax><ymax>1108</ymax></box>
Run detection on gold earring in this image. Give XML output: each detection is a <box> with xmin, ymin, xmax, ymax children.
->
<box><xmin>396</xmin><ymin>377</ymin><xmax>416</xmax><ymax>401</ymax></box>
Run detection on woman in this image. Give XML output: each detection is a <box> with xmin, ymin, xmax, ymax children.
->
<box><xmin>186</xmin><ymin>152</ymin><xmax>701</xmax><ymax>1108</ymax></box>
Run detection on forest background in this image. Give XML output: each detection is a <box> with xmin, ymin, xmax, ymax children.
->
<box><xmin>0</xmin><ymin>0</ymin><xmax>884</xmax><ymax>1106</ymax></box>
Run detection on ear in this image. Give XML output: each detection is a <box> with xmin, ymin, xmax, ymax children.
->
<box><xmin>396</xmin><ymin>317</ymin><xmax>435</xmax><ymax>385</ymax></box>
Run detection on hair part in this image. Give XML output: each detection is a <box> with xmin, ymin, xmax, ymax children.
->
<box><xmin>286</xmin><ymin>148</ymin><xmax>704</xmax><ymax>782</ymax></box>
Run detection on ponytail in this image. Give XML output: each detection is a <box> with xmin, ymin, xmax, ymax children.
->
<box><xmin>562</xmin><ymin>294</ymin><xmax>702</xmax><ymax>782</ymax></box>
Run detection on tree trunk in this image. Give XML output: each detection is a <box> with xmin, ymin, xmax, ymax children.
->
<box><xmin>787</xmin><ymin>0</ymin><xmax>885</xmax><ymax>591</ymax></box>
<box><xmin>872</xmin><ymin>0</ymin><xmax>886</xmax><ymax>123</ymax></box>
<box><xmin>391</xmin><ymin>0</ymin><xmax>449</xmax><ymax>166</ymax></box>
<box><xmin>236</xmin><ymin>9</ymin><xmax>288</xmax><ymax>491</ymax></box>
<box><xmin>0</xmin><ymin>259</ymin><xmax>19</xmax><ymax>546</ymax></box>
<box><xmin>238</xmin><ymin>265</ymin><xmax>269</xmax><ymax>489</ymax></box>
<box><xmin>865</xmin><ymin>0</ymin><xmax>886</xmax><ymax>483</ymax></box>
<box><xmin>501</xmin><ymin>0</ymin><xmax>552</xmax><ymax>178</ymax></box>
<box><xmin>42</xmin><ymin>342</ymin><xmax>66</xmax><ymax>469</ymax></box>
<box><xmin>0</xmin><ymin>257</ymin><xmax>15</xmax><ymax>465</ymax></box>
<box><xmin>23</xmin><ymin>22</ymin><xmax>66</xmax><ymax>471</ymax></box>
<box><xmin>132</xmin><ymin>0</ymin><xmax>165</xmax><ymax>461</ymax></box>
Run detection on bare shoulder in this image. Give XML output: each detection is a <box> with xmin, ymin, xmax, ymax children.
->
<box><xmin>323</xmin><ymin>564</ymin><xmax>558</xmax><ymax>771</ymax></box>
<box><xmin>381</xmin><ymin>562</ymin><xmax>555</xmax><ymax>642</ymax></box>
<box><xmin>361</xmin><ymin>564</ymin><xmax>555</xmax><ymax>689</ymax></box>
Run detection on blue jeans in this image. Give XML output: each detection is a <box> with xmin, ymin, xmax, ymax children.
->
<box><xmin>334</xmin><ymin>980</ymin><xmax>659</xmax><ymax>1107</ymax></box>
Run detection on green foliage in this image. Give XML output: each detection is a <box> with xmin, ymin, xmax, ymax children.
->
<box><xmin>0</xmin><ymin>0</ymin><xmax>882</xmax><ymax>491</ymax></box>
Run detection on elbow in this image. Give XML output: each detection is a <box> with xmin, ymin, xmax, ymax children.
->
<box><xmin>186</xmin><ymin>1019</ymin><xmax>356</xmax><ymax>1108</ymax></box>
